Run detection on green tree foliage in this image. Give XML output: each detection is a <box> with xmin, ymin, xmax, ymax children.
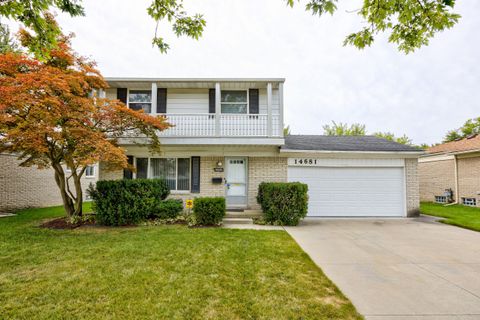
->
<box><xmin>0</xmin><ymin>0</ymin><xmax>84</xmax><ymax>59</ymax></box>
<box><xmin>283</xmin><ymin>125</ymin><xmax>291</xmax><ymax>136</ymax></box>
<box><xmin>0</xmin><ymin>23</ymin><xmax>18</xmax><ymax>54</ymax></box>
<box><xmin>0</xmin><ymin>0</ymin><xmax>460</xmax><ymax>54</ymax></box>
<box><xmin>444</xmin><ymin>117</ymin><xmax>480</xmax><ymax>142</ymax></box>
<box><xmin>323</xmin><ymin>121</ymin><xmax>366</xmax><ymax>136</ymax></box>
<box><xmin>323</xmin><ymin>121</ymin><xmax>417</xmax><ymax>146</ymax></box>
<box><xmin>373</xmin><ymin>131</ymin><xmax>413</xmax><ymax>145</ymax></box>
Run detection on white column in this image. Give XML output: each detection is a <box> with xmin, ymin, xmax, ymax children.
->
<box><xmin>98</xmin><ymin>89</ymin><xmax>106</xmax><ymax>98</ymax></box>
<box><xmin>215</xmin><ymin>82</ymin><xmax>221</xmax><ymax>136</ymax></box>
<box><xmin>279</xmin><ymin>82</ymin><xmax>284</xmax><ymax>137</ymax></box>
<box><xmin>267</xmin><ymin>82</ymin><xmax>273</xmax><ymax>137</ymax></box>
<box><xmin>151</xmin><ymin>82</ymin><xmax>158</xmax><ymax>115</ymax></box>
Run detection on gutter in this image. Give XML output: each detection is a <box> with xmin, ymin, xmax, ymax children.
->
<box><xmin>104</xmin><ymin>77</ymin><xmax>286</xmax><ymax>83</ymax></box>
<box><xmin>279</xmin><ymin>149</ymin><xmax>424</xmax><ymax>156</ymax></box>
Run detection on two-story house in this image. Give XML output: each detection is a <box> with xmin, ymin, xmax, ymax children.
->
<box><xmin>94</xmin><ymin>78</ymin><xmax>422</xmax><ymax>217</ymax></box>
<box><xmin>0</xmin><ymin>77</ymin><xmax>422</xmax><ymax>216</ymax></box>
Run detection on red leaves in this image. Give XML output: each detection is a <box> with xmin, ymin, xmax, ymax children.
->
<box><xmin>0</xmin><ymin>39</ymin><xmax>171</xmax><ymax>171</ymax></box>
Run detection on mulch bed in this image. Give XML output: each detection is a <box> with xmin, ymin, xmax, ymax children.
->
<box><xmin>39</xmin><ymin>217</ymin><xmax>95</xmax><ymax>230</ymax></box>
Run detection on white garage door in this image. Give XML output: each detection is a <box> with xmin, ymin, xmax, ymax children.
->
<box><xmin>288</xmin><ymin>166</ymin><xmax>405</xmax><ymax>217</ymax></box>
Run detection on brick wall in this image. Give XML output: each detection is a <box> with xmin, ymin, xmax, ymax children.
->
<box><xmin>405</xmin><ymin>158</ymin><xmax>420</xmax><ymax>217</ymax></box>
<box><xmin>0</xmin><ymin>154</ymin><xmax>98</xmax><ymax>212</ymax></box>
<box><xmin>457</xmin><ymin>157</ymin><xmax>480</xmax><ymax>205</ymax></box>
<box><xmin>418</xmin><ymin>158</ymin><xmax>455</xmax><ymax>203</ymax></box>
<box><xmin>247</xmin><ymin>157</ymin><xmax>287</xmax><ymax>209</ymax></box>
<box><xmin>97</xmin><ymin>156</ymin><xmax>287</xmax><ymax>209</ymax></box>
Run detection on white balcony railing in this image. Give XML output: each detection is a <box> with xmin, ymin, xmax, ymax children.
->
<box><xmin>157</xmin><ymin>113</ymin><xmax>282</xmax><ymax>137</ymax></box>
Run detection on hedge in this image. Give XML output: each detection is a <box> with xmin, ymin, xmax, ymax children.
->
<box><xmin>152</xmin><ymin>199</ymin><xmax>184</xmax><ymax>219</ymax></box>
<box><xmin>89</xmin><ymin>179</ymin><xmax>170</xmax><ymax>226</ymax></box>
<box><xmin>192</xmin><ymin>197</ymin><xmax>226</xmax><ymax>226</ymax></box>
<box><xmin>257</xmin><ymin>182</ymin><xmax>308</xmax><ymax>226</ymax></box>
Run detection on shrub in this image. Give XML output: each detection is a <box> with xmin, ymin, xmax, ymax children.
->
<box><xmin>191</xmin><ymin>197</ymin><xmax>226</xmax><ymax>226</ymax></box>
<box><xmin>89</xmin><ymin>179</ymin><xmax>170</xmax><ymax>226</ymax></box>
<box><xmin>257</xmin><ymin>182</ymin><xmax>308</xmax><ymax>226</ymax></box>
<box><xmin>152</xmin><ymin>199</ymin><xmax>184</xmax><ymax>219</ymax></box>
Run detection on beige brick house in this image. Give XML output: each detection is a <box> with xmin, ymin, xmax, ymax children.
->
<box><xmin>1</xmin><ymin>78</ymin><xmax>422</xmax><ymax>217</ymax></box>
<box><xmin>419</xmin><ymin>134</ymin><xmax>480</xmax><ymax>206</ymax></box>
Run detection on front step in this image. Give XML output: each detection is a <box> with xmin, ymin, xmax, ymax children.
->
<box><xmin>225</xmin><ymin>209</ymin><xmax>262</xmax><ymax>219</ymax></box>
<box><xmin>223</xmin><ymin>218</ymin><xmax>253</xmax><ymax>225</ymax></box>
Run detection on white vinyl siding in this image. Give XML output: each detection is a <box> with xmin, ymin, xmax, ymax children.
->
<box><xmin>259</xmin><ymin>88</ymin><xmax>280</xmax><ymax>115</ymax></box>
<box><xmin>166</xmin><ymin>89</ymin><xmax>209</xmax><ymax>114</ymax></box>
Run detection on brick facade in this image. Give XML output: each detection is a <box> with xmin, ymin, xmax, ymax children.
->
<box><xmin>97</xmin><ymin>156</ymin><xmax>287</xmax><ymax>209</ymax></box>
<box><xmin>419</xmin><ymin>158</ymin><xmax>455</xmax><ymax>203</ymax></box>
<box><xmin>0</xmin><ymin>154</ymin><xmax>98</xmax><ymax>212</ymax></box>
<box><xmin>247</xmin><ymin>157</ymin><xmax>287</xmax><ymax>209</ymax></box>
<box><xmin>405</xmin><ymin>158</ymin><xmax>420</xmax><ymax>217</ymax></box>
<box><xmin>457</xmin><ymin>156</ymin><xmax>480</xmax><ymax>204</ymax></box>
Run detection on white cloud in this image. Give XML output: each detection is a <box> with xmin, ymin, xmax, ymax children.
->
<box><xmin>28</xmin><ymin>0</ymin><xmax>480</xmax><ymax>144</ymax></box>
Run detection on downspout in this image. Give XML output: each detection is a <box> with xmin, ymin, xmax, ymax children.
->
<box><xmin>445</xmin><ymin>154</ymin><xmax>459</xmax><ymax>206</ymax></box>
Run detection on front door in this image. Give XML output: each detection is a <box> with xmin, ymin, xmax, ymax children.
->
<box><xmin>225</xmin><ymin>157</ymin><xmax>247</xmax><ymax>207</ymax></box>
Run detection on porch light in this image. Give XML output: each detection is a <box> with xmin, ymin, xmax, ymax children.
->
<box><xmin>216</xmin><ymin>161</ymin><xmax>223</xmax><ymax>167</ymax></box>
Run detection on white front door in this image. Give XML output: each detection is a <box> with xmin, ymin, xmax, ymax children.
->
<box><xmin>225</xmin><ymin>157</ymin><xmax>247</xmax><ymax>207</ymax></box>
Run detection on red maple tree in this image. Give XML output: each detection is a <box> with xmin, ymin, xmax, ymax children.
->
<box><xmin>0</xmin><ymin>30</ymin><xmax>170</xmax><ymax>219</ymax></box>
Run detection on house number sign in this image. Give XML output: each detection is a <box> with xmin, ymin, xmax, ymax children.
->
<box><xmin>288</xmin><ymin>158</ymin><xmax>319</xmax><ymax>166</ymax></box>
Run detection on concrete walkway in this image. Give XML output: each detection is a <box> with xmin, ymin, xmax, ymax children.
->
<box><xmin>285</xmin><ymin>216</ymin><xmax>480</xmax><ymax>320</ymax></box>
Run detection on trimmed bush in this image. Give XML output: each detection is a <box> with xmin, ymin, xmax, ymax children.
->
<box><xmin>152</xmin><ymin>199</ymin><xmax>184</xmax><ymax>219</ymax></box>
<box><xmin>192</xmin><ymin>197</ymin><xmax>226</xmax><ymax>226</ymax></box>
<box><xmin>257</xmin><ymin>182</ymin><xmax>308</xmax><ymax>226</ymax></box>
<box><xmin>89</xmin><ymin>179</ymin><xmax>170</xmax><ymax>226</ymax></box>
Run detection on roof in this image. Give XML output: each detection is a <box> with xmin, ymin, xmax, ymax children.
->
<box><xmin>105</xmin><ymin>77</ymin><xmax>285</xmax><ymax>83</ymax></box>
<box><xmin>282</xmin><ymin>135</ymin><xmax>422</xmax><ymax>153</ymax></box>
<box><xmin>426</xmin><ymin>134</ymin><xmax>480</xmax><ymax>155</ymax></box>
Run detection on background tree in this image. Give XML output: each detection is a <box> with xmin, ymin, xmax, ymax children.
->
<box><xmin>0</xmin><ymin>23</ymin><xmax>18</xmax><ymax>54</ymax></box>
<box><xmin>444</xmin><ymin>117</ymin><xmax>480</xmax><ymax>142</ymax></box>
<box><xmin>373</xmin><ymin>131</ymin><xmax>413</xmax><ymax>145</ymax></box>
<box><xmin>0</xmin><ymin>0</ymin><xmax>460</xmax><ymax>54</ymax></box>
<box><xmin>283</xmin><ymin>125</ymin><xmax>291</xmax><ymax>136</ymax></box>
<box><xmin>323</xmin><ymin>121</ymin><xmax>366</xmax><ymax>136</ymax></box>
<box><xmin>0</xmin><ymin>28</ymin><xmax>171</xmax><ymax>220</ymax></box>
<box><xmin>322</xmin><ymin>121</ymin><xmax>419</xmax><ymax>146</ymax></box>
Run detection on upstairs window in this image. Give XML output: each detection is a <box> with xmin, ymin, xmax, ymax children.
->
<box><xmin>128</xmin><ymin>90</ymin><xmax>151</xmax><ymax>113</ymax></box>
<box><xmin>221</xmin><ymin>91</ymin><xmax>247</xmax><ymax>114</ymax></box>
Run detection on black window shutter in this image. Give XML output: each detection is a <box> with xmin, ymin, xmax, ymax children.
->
<box><xmin>249</xmin><ymin>89</ymin><xmax>259</xmax><ymax>114</ymax></box>
<box><xmin>208</xmin><ymin>89</ymin><xmax>216</xmax><ymax>114</ymax></box>
<box><xmin>123</xmin><ymin>156</ymin><xmax>134</xmax><ymax>180</ymax></box>
<box><xmin>117</xmin><ymin>88</ymin><xmax>127</xmax><ymax>104</ymax></box>
<box><xmin>191</xmin><ymin>156</ymin><xmax>200</xmax><ymax>193</ymax></box>
<box><xmin>157</xmin><ymin>88</ymin><xmax>167</xmax><ymax>113</ymax></box>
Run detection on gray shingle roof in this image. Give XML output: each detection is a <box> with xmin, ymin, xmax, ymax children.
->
<box><xmin>282</xmin><ymin>135</ymin><xmax>421</xmax><ymax>152</ymax></box>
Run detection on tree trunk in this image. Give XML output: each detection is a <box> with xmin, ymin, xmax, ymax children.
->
<box><xmin>52</xmin><ymin>164</ymin><xmax>77</xmax><ymax>218</ymax></box>
<box><xmin>72</xmin><ymin>174</ymin><xmax>83</xmax><ymax>217</ymax></box>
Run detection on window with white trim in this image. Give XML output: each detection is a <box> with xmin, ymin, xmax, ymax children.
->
<box><xmin>85</xmin><ymin>165</ymin><xmax>95</xmax><ymax>178</ymax></box>
<box><xmin>221</xmin><ymin>90</ymin><xmax>247</xmax><ymax>114</ymax></box>
<box><xmin>435</xmin><ymin>196</ymin><xmax>447</xmax><ymax>203</ymax></box>
<box><xmin>134</xmin><ymin>157</ymin><xmax>190</xmax><ymax>191</ymax></box>
<box><xmin>462</xmin><ymin>197</ymin><xmax>476</xmax><ymax>206</ymax></box>
<box><xmin>128</xmin><ymin>90</ymin><xmax>152</xmax><ymax>113</ymax></box>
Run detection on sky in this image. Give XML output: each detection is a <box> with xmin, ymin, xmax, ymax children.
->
<box><xmin>28</xmin><ymin>0</ymin><xmax>480</xmax><ymax>144</ymax></box>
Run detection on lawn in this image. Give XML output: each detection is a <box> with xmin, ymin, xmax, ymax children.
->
<box><xmin>0</xmin><ymin>204</ymin><xmax>361</xmax><ymax>320</ymax></box>
<box><xmin>420</xmin><ymin>202</ymin><xmax>480</xmax><ymax>232</ymax></box>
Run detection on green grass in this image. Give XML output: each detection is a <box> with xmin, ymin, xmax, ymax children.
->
<box><xmin>420</xmin><ymin>202</ymin><xmax>480</xmax><ymax>232</ymax></box>
<box><xmin>0</xmin><ymin>205</ymin><xmax>361</xmax><ymax>319</ymax></box>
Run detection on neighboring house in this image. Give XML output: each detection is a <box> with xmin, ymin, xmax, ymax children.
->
<box><xmin>96</xmin><ymin>77</ymin><xmax>422</xmax><ymax>217</ymax></box>
<box><xmin>0</xmin><ymin>154</ymin><xmax>97</xmax><ymax>212</ymax></box>
<box><xmin>0</xmin><ymin>77</ymin><xmax>422</xmax><ymax>216</ymax></box>
<box><xmin>419</xmin><ymin>134</ymin><xmax>480</xmax><ymax>207</ymax></box>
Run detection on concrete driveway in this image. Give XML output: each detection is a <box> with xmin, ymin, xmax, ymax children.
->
<box><xmin>285</xmin><ymin>216</ymin><xmax>480</xmax><ymax>320</ymax></box>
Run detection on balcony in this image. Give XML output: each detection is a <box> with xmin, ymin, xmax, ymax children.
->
<box><xmin>157</xmin><ymin>113</ymin><xmax>282</xmax><ymax>138</ymax></box>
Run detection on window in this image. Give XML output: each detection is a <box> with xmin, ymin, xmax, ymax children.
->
<box><xmin>462</xmin><ymin>197</ymin><xmax>477</xmax><ymax>206</ymax></box>
<box><xmin>136</xmin><ymin>158</ymin><xmax>148</xmax><ymax>179</ymax></box>
<box><xmin>85</xmin><ymin>165</ymin><xmax>95</xmax><ymax>178</ymax></box>
<box><xmin>149</xmin><ymin>158</ymin><xmax>190</xmax><ymax>191</ymax></box>
<box><xmin>435</xmin><ymin>196</ymin><xmax>447</xmax><ymax>203</ymax></box>
<box><xmin>221</xmin><ymin>90</ymin><xmax>247</xmax><ymax>114</ymax></box>
<box><xmin>128</xmin><ymin>90</ymin><xmax>152</xmax><ymax>113</ymax></box>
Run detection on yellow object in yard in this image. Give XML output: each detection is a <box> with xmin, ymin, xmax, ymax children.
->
<box><xmin>185</xmin><ymin>199</ymin><xmax>193</xmax><ymax>209</ymax></box>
